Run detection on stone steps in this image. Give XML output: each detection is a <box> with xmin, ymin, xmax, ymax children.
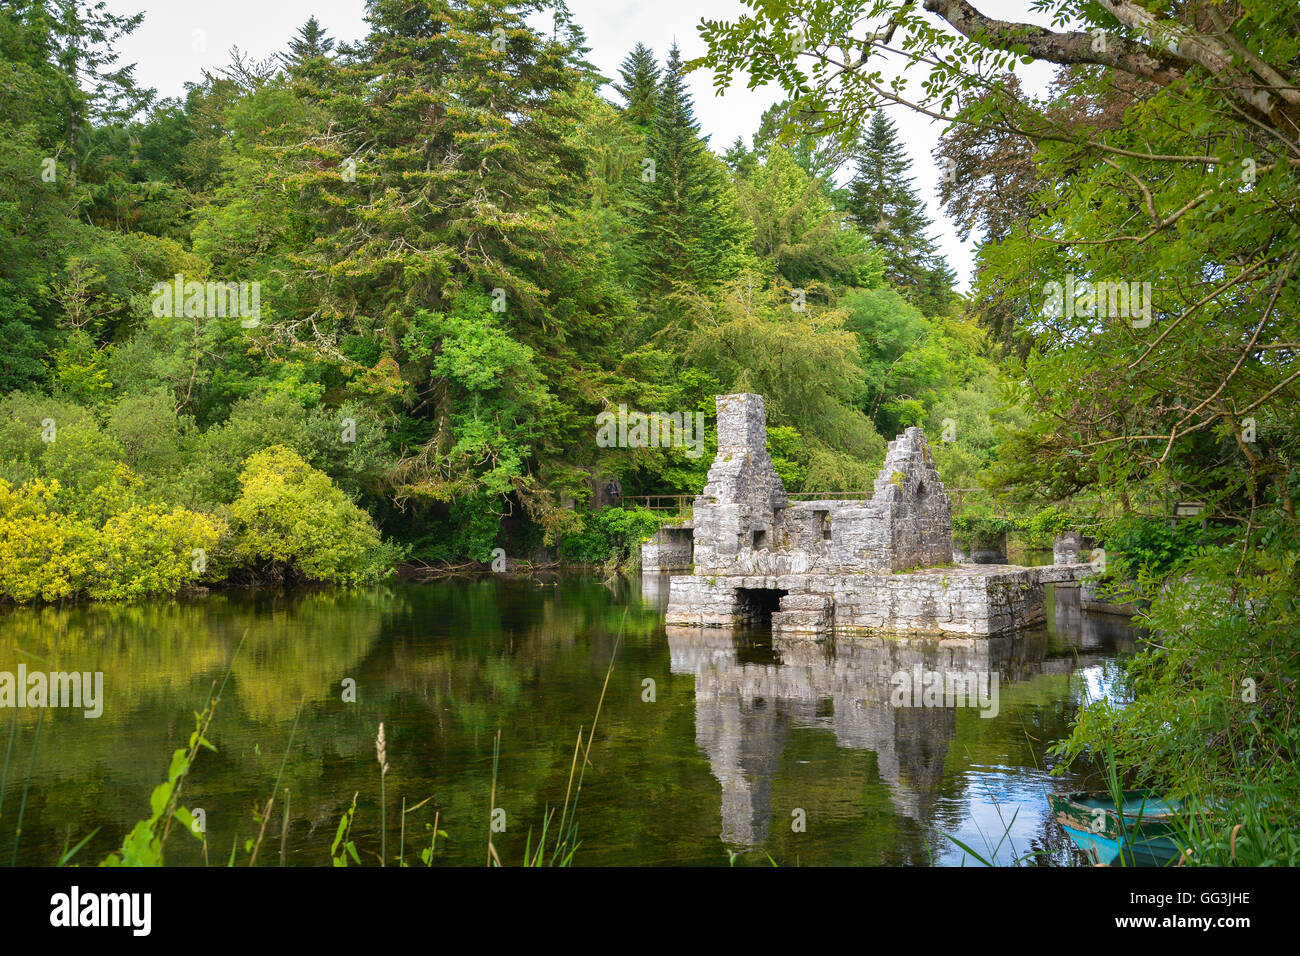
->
<box><xmin>772</xmin><ymin>593</ymin><xmax>834</xmax><ymax>633</ymax></box>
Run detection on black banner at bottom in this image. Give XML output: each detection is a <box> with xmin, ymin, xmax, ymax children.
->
<box><xmin>0</xmin><ymin>864</ymin><xmax>1282</xmax><ymax>943</ymax></box>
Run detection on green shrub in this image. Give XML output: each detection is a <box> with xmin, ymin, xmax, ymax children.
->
<box><xmin>229</xmin><ymin>445</ymin><xmax>400</xmax><ymax>584</ymax></box>
<box><xmin>1051</xmin><ymin>529</ymin><xmax>1300</xmax><ymax>865</ymax></box>
<box><xmin>1024</xmin><ymin>505</ymin><xmax>1076</xmax><ymax>546</ymax></box>
<box><xmin>0</xmin><ymin>469</ymin><xmax>222</xmax><ymax>603</ymax></box>
<box><xmin>558</xmin><ymin>508</ymin><xmax>664</xmax><ymax>565</ymax></box>
<box><xmin>951</xmin><ymin>507</ymin><xmax>1017</xmax><ymax>550</ymax></box>
<box><xmin>1097</xmin><ymin>514</ymin><xmax>1216</xmax><ymax>582</ymax></box>
<box><xmin>403</xmin><ymin>495</ymin><xmax>505</xmax><ymax>564</ymax></box>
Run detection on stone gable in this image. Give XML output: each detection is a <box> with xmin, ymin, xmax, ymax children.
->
<box><xmin>690</xmin><ymin>394</ymin><xmax>951</xmax><ymax>575</ymax></box>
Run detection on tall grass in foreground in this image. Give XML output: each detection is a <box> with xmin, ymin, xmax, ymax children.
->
<box><xmin>489</xmin><ymin>604</ymin><xmax>630</xmax><ymax>867</ymax></box>
<box><xmin>1167</xmin><ymin>716</ymin><xmax>1300</xmax><ymax>866</ymax></box>
<box><xmin>97</xmin><ymin>632</ymin><xmax>250</xmax><ymax>866</ymax></box>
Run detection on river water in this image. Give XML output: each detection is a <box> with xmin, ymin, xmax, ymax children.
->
<box><xmin>0</xmin><ymin>574</ymin><xmax>1138</xmax><ymax>866</ymax></box>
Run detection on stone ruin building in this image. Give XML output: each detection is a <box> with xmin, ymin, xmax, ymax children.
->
<box><xmin>656</xmin><ymin>393</ymin><xmax>1093</xmax><ymax>637</ymax></box>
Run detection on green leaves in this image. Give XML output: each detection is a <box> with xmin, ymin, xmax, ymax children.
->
<box><xmin>628</xmin><ymin>44</ymin><xmax>754</xmax><ymax>298</ymax></box>
<box><xmin>229</xmin><ymin>445</ymin><xmax>398</xmax><ymax>585</ymax></box>
<box><xmin>101</xmin><ymin>707</ymin><xmax>214</xmax><ymax>866</ymax></box>
<box><xmin>330</xmin><ymin>793</ymin><xmax>360</xmax><ymax>867</ymax></box>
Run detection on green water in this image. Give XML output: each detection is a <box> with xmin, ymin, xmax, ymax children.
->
<box><xmin>0</xmin><ymin>575</ymin><xmax>1137</xmax><ymax>866</ymax></box>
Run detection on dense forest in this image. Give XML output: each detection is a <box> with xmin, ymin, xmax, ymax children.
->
<box><xmin>0</xmin><ymin>0</ymin><xmax>1010</xmax><ymax>597</ymax></box>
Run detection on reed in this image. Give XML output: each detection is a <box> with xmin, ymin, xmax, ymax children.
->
<box><xmin>376</xmin><ymin>721</ymin><xmax>389</xmax><ymax>864</ymax></box>
<box><xmin>544</xmin><ymin>604</ymin><xmax>629</xmax><ymax>866</ymax></box>
<box><xmin>248</xmin><ymin>697</ymin><xmax>304</xmax><ymax>866</ymax></box>
<box><xmin>279</xmin><ymin>788</ymin><xmax>291</xmax><ymax>867</ymax></box>
<box><xmin>486</xmin><ymin>728</ymin><xmax>501</xmax><ymax>866</ymax></box>
<box><xmin>1166</xmin><ymin>717</ymin><xmax>1299</xmax><ymax>866</ymax></box>
<box><xmin>0</xmin><ymin>701</ymin><xmax>15</xmax><ymax>829</ymax></box>
<box><xmin>398</xmin><ymin>794</ymin><xmax>435</xmax><ymax>867</ymax></box>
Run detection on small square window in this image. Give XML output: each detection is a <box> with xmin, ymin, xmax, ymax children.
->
<box><xmin>752</xmin><ymin>530</ymin><xmax>767</xmax><ymax>549</ymax></box>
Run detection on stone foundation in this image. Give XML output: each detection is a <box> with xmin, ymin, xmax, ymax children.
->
<box><xmin>666</xmin><ymin>563</ymin><xmax>1095</xmax><ymax>637</ymax></box>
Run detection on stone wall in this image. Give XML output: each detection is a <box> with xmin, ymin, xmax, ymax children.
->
<box><xmin>1052</xmin><ymin>530</ymin><xmax>1097</xmax><ymax>572</ymax></box>
<box><xmin>666</xmin><ymin>564</ymin><xmax>1097</xmax><ymax>636</ymax></box>
<box><xmin>641</xmin><ymin>525</ymin><xmax>693</xmax><ymax>572</ymax></box>
<box><xmin>688</xmin><ymin>394</ymin><xmax>952</xmax><ymax>577</ymax></box>
<box><xmin>831</xmin><ymin>567</ymin><xmax>1045</xmax><ymax>636</ymax></box>
<box><xmin>690</xmin><ymin>393</ymin><xmax>789</xmax><ymax>574</ymax></box>
<box><xmin>869</xmin><ymin>427</ymin><xmax>954</xmax><ymax>571</ymax></box>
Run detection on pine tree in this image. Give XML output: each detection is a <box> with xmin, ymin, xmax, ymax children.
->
<box><xmin>738</xmin><ymin>145</ymin><xmax>878</xmax><ymax>291</ymax></box>
<box><xmin>280</xmin><ymin>16</ymin><xmax>335</xmax><ymax>69</ymax></box>
<box><xmin>550</xmin><ymin>3</ymin><xmax>602</xmax><ymax>84</ymax></box>
<box><xmin>271</xmin><ymin>0</ymin><xmax>610</xmax><ymax>520</ymax></box>
<box><xmin>845</xmin><ymin>111</ymin><xmax>954</xmax><ymax>310</ymax></box>
<box><xmin>284</xmin><ymin>0</ymin><xmax>587</xmax><ymax>324</ymax></box>
<box><xmin>722</xmin><ymin>136</ymin><xmax>756</xmax><ymax>178</ymax></box>
<box><xmin>752</xmin><ymin>99</ymin><xmax>852</xmax><ymax>186</ymax></box>
<box><xmin>917</xmin><ymin>258</ymin><xmax>959</xmax><ymax>316</ymax></box>
<box><xmin>613</xmin><ymin>42</ymin><xmax>659</xmax><ymax>134</ymax></box>
<box><xmin>628</xmin><ymin>43</ymin><xmax>750</xmax><ymax>299</ymax></box>
<box><xmin>27</xmin><ymin>0</ymin><xmax>152</xmax><ymax>179</ymax></box>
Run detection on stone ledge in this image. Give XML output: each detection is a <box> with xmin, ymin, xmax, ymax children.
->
<box><xmin>667</xmin><ymin>564</ymin><xmax>1049</xmax><ymax>637</ymax></box>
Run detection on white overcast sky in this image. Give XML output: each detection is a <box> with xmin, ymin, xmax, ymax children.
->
<box><xmin>104</xmin><ymin>0</ymin><xmax>1057</xmax><ymax>292</ymax></box>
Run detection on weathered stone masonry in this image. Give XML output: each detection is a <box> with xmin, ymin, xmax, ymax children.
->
<box><xmin>661</xmin><ymin>393</ymin><xmax>1094</xmax><ymax>637</ymax></box>
<box><xmin>640</xmin><ymin>524</ymin><xmax>694</xmax><ymax>572</ymax></box>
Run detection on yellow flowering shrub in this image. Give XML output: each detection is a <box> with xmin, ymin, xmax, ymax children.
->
<box><xmin>86</xmin><ymin>506</ymin><xmax>223</xmax><ymax>601</ymax></box>
<box><xmin>0</xmin><ymin>473</ymin><xmax>223</xmax><ymax>604</ymax></box>
<box><xmin>229</xmin><ymin>445</ymin><xmax>395</xmax><ymax>585</ymax></box>
<box><xmin>0</xmin><ymin>479</ymin><xmax>94</xmax><ymax>602</ymax></box>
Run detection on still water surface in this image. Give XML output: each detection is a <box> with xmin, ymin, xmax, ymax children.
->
<box><xmin>0</xmin><ymin>574</ymin><xmax>1137</xmax><ymax>866</ymax></box>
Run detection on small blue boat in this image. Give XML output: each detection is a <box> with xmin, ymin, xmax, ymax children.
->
<box><xmin>1049</xmin><ymin>791</ymin><xmax>1187</xmax><ymax>866</ymax></box>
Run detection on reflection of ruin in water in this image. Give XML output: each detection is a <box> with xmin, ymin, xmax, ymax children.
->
<box><xmin>657</xmin><ymin>579</ymin><xmax>1138</xmax><ymax>849</ymax></box>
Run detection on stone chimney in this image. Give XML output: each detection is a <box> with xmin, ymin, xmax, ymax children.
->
<box><xmin>692</xmin><ymin>394</ymin><xmax>788</xmax><ymax>572</ymax></box>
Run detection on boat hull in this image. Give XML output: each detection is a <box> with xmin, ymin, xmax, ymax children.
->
<box><xmin>1050</xmin><ymin>791</ymin><xmax>1185</xmax><ymax>866</ymax></box>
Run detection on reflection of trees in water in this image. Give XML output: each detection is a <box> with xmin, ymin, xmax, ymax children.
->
<box><xmin>665</xmin><ymin>584</ymin><xmax>1141</xmax><ymax>857</ymax></box>
<box><xmin>0</xmin><ymin>601</ymin><xmax>230</xmax><ymax>722</ymax></box>
<box><xmin>1</xmin><ymin>578</ymin><xmax>677</xmax><ymax>864</ymax></box>
<box><xmin>0</xmin><ymin>589</ymin><xmax>401</xmax><ymax>862</ymax></box>
<box><xmin>372</xmin><ymin>576</ymin><xmax>663</xmax><ymax>736</ymax></box>
<box><xmin>0</xmin><ymin>577</ymin><xmax>1142</xmax><ymax>865</ymax></box>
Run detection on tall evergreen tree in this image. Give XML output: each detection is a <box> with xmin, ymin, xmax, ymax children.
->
<box><xmin>845</xmin><ymin>111</ymin><xmax>953</xmax><ymax>312</ymax></box>
<box><xmin>613</xmin><ymin>42</ymin><xmax>659</xmax><ymax>133</ymax></box>
<box><xmin>721</xmin><ymin>135</ymin><xmax>756</xmax><ymax>178</ymax></box>
<box><xmin>280</xmin><ymin>16</ymin><xmax>335</xmax><ymax>69</ymax></box>
<box><xmin>16</xmin><ymin>0</ymin><xmax>152</xmax><ymax>178</ymax></box>
<box><xmin>752</xmin><ymin>99</ymin><xmax>852</xmax><ymax>187</ymax></box>
<box><xmin>550</xmin><ymin>3</ymin><xmax>602</xmax><ymax>84</ymax></box>
<box><xmin>285</xmin><ymin>0</ymin><xmax>587</xmax><ymax>324</ymax></box>
<box><xmin>628</xmin><ymin>43</ymin><xmax>749</xmax><ymax>300</ymax></box>
<box><xmin>271</xmin><ymin>0</ymin><xmax>626</xmax><ymax>519</ymax></box>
